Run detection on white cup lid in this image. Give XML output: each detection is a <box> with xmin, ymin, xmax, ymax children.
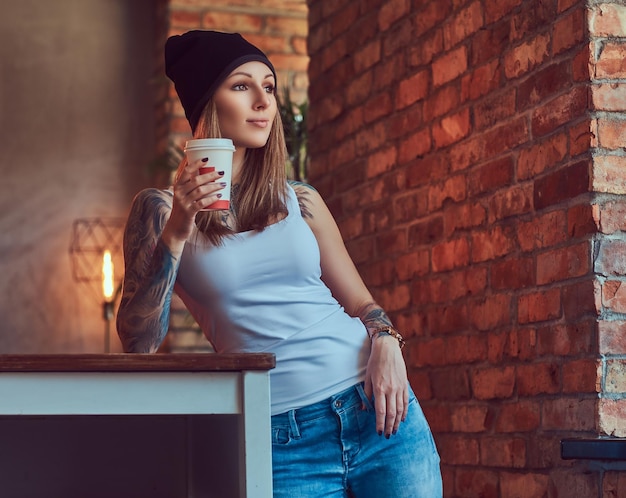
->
<box><xmin>184</xmin><ymin>138</ymin><xmax>235</xmax><ymax>151</ymax></box>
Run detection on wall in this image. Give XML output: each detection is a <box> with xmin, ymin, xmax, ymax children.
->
<box><xmin>306</xmin><ymin>0</ymin><xmax>626</xmax><ymax>496</ymax></box>
<box><xmin>0</xmin><ymin>0</ymin><xmax>158</xmax><ymax>353</ymax></box>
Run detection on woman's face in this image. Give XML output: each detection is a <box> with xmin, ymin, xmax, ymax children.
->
<box><xmin>213</xmin><ymin>61</ymin><xmax>277</xmax><ymax>150</ymax></box>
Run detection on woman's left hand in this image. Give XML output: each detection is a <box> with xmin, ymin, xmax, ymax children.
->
<box><xmin>364</xmin><ymin>334</ymin><xmax>409</xmax><ymax>438</ymax></box>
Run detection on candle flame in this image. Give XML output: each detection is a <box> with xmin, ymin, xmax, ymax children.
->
<box><xmin>102</xmin><ymin>250</ymin><xmax>114</xmax><ymax>301</ymax></box>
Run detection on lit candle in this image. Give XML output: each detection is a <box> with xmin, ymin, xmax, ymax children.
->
<box><xmin>102</xmin><ymin>250</ymin><xmax>114</xmax><ymax>301</ymax></box>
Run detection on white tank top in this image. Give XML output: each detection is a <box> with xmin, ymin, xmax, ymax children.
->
<box><xmin>175</xmin><ymin>184</ymin><xmax>369</xmax><ymax>414</ymax></box>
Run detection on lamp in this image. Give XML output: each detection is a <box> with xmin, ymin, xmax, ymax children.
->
<box><xmin>102</xmin><ymin>249</ymin><xmax>115</xmax><ymax>353</ymax></box>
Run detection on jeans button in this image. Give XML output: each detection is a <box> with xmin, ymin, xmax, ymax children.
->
<box><xmin>334</xmin><ymin>400</ymin><xmax>342</xmax><ymax>408</ymax></box>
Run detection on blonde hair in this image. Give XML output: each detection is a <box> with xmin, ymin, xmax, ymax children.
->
<box><xmin>176</xmin><ymin>98</ymin><xmax>289</xmax><ymax>245</ymax></box>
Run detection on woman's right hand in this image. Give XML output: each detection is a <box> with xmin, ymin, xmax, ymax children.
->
<box><xmin>163</xmin><ymin>156</ymin><xmax>226</xmax><ymax>248</ymax></box>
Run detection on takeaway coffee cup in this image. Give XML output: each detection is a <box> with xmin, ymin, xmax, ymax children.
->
<box><xmin>184</xmin><ymin>138</ymin><xmax>236</xmax><ymax>210</ymax></box>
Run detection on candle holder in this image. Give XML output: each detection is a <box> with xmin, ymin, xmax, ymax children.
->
<box><xmin>69</xmin><ymin>218</ymin><xmax>125</xmax><ymax>352</ymax></box>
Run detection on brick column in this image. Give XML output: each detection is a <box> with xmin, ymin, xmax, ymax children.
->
<box><xmin>307</xmin><ymin>0</ymin><xmax>626</xmax><ymax>496</ymax></box>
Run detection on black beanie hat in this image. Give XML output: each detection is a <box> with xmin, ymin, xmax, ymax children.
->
<box><xmin>165</xmin><ymin>30</ymin><xmax>277</xmax><ymax>132</ymax></box>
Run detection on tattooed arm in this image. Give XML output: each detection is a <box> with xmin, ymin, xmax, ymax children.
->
<box><xmin>116</xmin><ymin>189</ymin><xmax>179</xmax><ymax>353</ymax></box>
<box><xmin>289</xmin><ymin>181</ymin><xmax>409</xmax><ymax>438</ymax></box>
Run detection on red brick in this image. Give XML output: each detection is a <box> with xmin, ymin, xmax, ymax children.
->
<box><xmin>517</xmin><ymin>60</ymin><xmax>572</xmax><ymax>109</ymax></box>
<box><xmin>428</xmin><ymin>174</ymin><xmax>467</xmax><ymax>209</ymax></box>
<box><xmin>482</xmin><ymin>116</ymin><xmax>530</xmax><ymax>158</ymax></box>
<box><xmin>517</xmin><ymin>362</ymin><xmax>560</xmax><ymax>396</ymax></box>
<box><xmin>596</xmin><ymin>239</ymin><xmax>626</xmax><ymax>276</ymax></box>
<box><xmin>431</xmin><ymin>368</ymin><xmax>471</xmax><ymax>400</ymax></box>
<box><xmin>568</xmin><ymin>203</ymin><xmax>598</xmax><ymax>238</ymax></box>
<box><xmin>504</xmin><ymin>33</ymin><xmax>550</xmax><ymax>79</ymax></box>
<box><xmin>484</xmin><ymin>0</ymin><xmax>524</xmax><ymax>24</ymax></box>
<box><xmin>563</xmin><ymin>358</ymin><xmax>600</xmax><ymax>393</ymax></box>
<box><xmin>436</xmin><ymin>434</ymin><xmax>480</xmax><ymax>465</ymax></box>
<box><xmin>432</xmin><ymin>108</ymin><xmax>472</xmax><ymax>148</ymax></box>
<box><xmin>444</xmin><ymin>202</ymin><xmax>487</xmax><ymax>234</ymax></box>
<box><xmin>425</xmin><ymin>303</ymin><xmax>470</xmax><ymax>335</ymax></box>
<box><xmin>431</xmin><ymin>238</ymin><xmax>469</xmax><ymax>272</ymax></box>
<box><xmin>500</xmin><ymin>472</ymin><xmax>550</xmax><ymax>498</ymax></box>
<box><xmin>531</xmin><ymin>85</ymin><xmax>589</xmax><ymax>137</ymax></box>
<box><xmin>443</xmin><ymin>1</ymin><xmax>484</xmax><ymax>49</ymax></box>
<box><xmin>424</xmin><ymin>84</ymin><xmax>461</xmax><ymax>121</ymax></box>
<box><xmin>409</xmin><ymin>29</ymin><xmax>443</xmax><ymax>67</ymax></box>
<box><xmin>472</xmin><ymin>366</ymin><xmax>516</xmax><ymax>400</ymax></box>
<box><xmin>395</xmin><ymin>250</ymin><xmax>430</xmax><ymax>281</ymax></box>
<box><xmin>495</xmin><ymin>400</ymin><xmax>541</xmax><ymax>432</ymax></box>
<box><xmin>408</xmin><ymin>217</ymin><xmax>444</xmax><ymax>247</ymax></box>
<box><xmin>395</xmin><ymin>69</ymin><xmax>430</xmax><ymax>109</ymax></box>
<box><xmin>461</xmin><ymin>59</ymin><xmax>501</xmax><ymax>101</ymax></box>
<box><xmin>353</xmin><ymin>39</ymin><xmax>381</xmax><ymax>73</ymax></box>
<box><xmin>413</xmin><ymin>337</ymin><xmax>447</xmax><ymax>367</ymax></box>
<box><xmin>603</xmin><ymin>471</ymin><xmax>626</xmax><ymax>498</ymax></box>
<box><xmin>536</xmin><ymin>319</ymin><xmax>596</xmax><ymax>356</ymax></box>
<box><xmin>375</xmin><ymin>283</ymin><xmax>410</xmax><ymax>311</ymax></box>
<box><xmin>455</xmin><ymin>469</ymin><xmax>499</xmax><ymax>498</ymax></box>
<box><xmin>487</xmin><ymin>183</ymin><xmax>534</xmax><ymax>222</ymax></box>
<box><xmin>169</xmin><ymin>9</ymin><xmax>202</xmax><ymax>28</ymax></box>
<box><xmin>475</xmin><ymin>88</ymin><xmax>516</xmax><ymax>130</ymax></box>
<box><xmin>553</xmin><ymin>7</ymin><xmax>586</xmax><ymax>55</ymax></box>
<box><xmin>407</xmin><ymin>154</ymin><xmax>448</xmax><ymax>187</ymax></box>
<box><xmin>536</xmin><ymin>242</ymin><xmax>590</xmax><ymax>285</ymax></box>
<box><xmin>480</xmin><ymin>436</ymin><xmax>526</xmax><ymax>467</ymax></box>
<box><xmin>595</xmin><ymin>42</ymin><xmax>626</xmax><ymax>79</ymax></box>
<box><xmin>201</xmin><ymin>11</ymin><xmax>263</xmax><ymax>32</ymax></box>
<box><xmin>450</xmin><ymin>403</ymin><xmax>490</xmax><ymax>432</ymax></box>
<box><xmin>543</xmin><ymin>397</ymin><xmax>597</xmax><ymax>431</ymax></box>
<box><xmin>469</xmin><ymin>294</ymin><xmax>512</xmax><ymax>331</ymax></box>
<box><xmin>562</xmin><ymin>279</ymin><xmax>599</xmax><ymax>320</ymax></box>
<box><xmin>398</xmin><ymin>128</ymin><xmax>432</xmax><ymax>163</ymax></box>
<box><xmin>517</xmin><ymin>131</ymin><xmax>568</xmax><ymax>181</ymax></box>
<box><xmin>470</xmin><ymin>225</ymin><xmax>516</xmax><ymax>263</ymax></box>
<box><xmin>432</xmin><ymin>46</ymin><xmax>468</xmax><ymax>87</ymax></box>
<box><xmin>518</xmin><ymin>209</ymin><xmax>568</xmax><ymax>252</ymax></box>
<box><xmin>468</xmin><ymin>156</ymin><xmax>513</xmax><ymax>196</ymax></box>
<box><xmin>378</xmin><ymin>0</ymin><xmax>409</xmax><ymax>30</ymax></box>
<box><xmin>569</xmin><ymin>119</ymin><xmax>593</xmax><ymax>157</ymax></box>
<box><xmin>446</xmin><ymin>334</ymin><xmax>489</xmax><ymax>364</ymax></box>
<box><xmin>517</xmin><ymin>288</ymin><xmax>561</xmax><ymax>324</ymax></box>
<box><xmin>413</xmin><ymin>1</ymin><xmax>453</xmax><ymax>37</ymax></box>
<box><xmin>533</xmin><ymin>159</ymin><xmax>591</xmax><ymax>210</ymax></box>
<box><xmin>492</xmin><ymin>256</ymin><xmax>535</xmax><ymax>290</ymax></box>
<box><xmin>509</xmin><ymin>0</ymin><xmax>557</xmax><ymax>42</ymax></box>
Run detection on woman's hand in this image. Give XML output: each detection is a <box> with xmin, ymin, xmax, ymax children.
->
<box><xmin>364</xmin><ymin>334</ymin><xmax>409</xmax><ymax>438</ymax></box>
<box><xmin>163</xmin><ymin>157</ymin><xmax>226</xmax><ymax>250</ymax></box>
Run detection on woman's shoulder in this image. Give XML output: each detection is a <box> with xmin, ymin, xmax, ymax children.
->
<box><xmin>131</xmin><ymin>187</ymin><xmax>173</xmax><ymax>208</ymax></box>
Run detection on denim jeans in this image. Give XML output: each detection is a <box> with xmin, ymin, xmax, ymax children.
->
<box><xmin>271</xmin><ymin>382</ymin><xmax>442</xmax><ymax>497</ymax></box>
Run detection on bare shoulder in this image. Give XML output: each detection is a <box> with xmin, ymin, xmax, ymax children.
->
<box><xmin>288</xmin><ymin>180</ymin><xmax>323</xmax><ymax>220</ymax></box>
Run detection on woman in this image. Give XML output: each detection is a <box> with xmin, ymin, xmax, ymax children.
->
<box><xmin>117</xmin><ymin>30</ymin><xmax>442</xmax><ymax>497</ymax></box>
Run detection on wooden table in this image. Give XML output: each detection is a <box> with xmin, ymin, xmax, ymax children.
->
<box><xmin>0</xmin><ymin>353</ymin><xmax>275</xmax><ymax>498</ymax></box>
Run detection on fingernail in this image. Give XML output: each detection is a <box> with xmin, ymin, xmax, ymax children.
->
<box><xmin>385</xmin><ymin>434</ymin><xmax>391</xmax><ymax>440</ymax></box>
<box><xmin>219</xmin><ymin>182</ymin><xmax>227</xmax><ymax>187</ymax></box>
<box><xmin>217</xmin><ymin>193</ymin><xmax>222</xmax><ymax>198</ymax></box>
<box><xmin>392</xmin><ymin>430</ymin><xmax>397</xmax><ymax>436</ymax></box>
<box><xmin>218</xmin><ymin>171</ymin><xmax>225</xmax><ymax>176</ymax></box>
<box><xmin>201</xmin><ymin>157</ymin><xmax>209</xmax><ymax>162</ymax></box>
<box><xmin>378</xmin><ymin>431</ymin><xmax>383</xmax><ymax>437</ymax></box>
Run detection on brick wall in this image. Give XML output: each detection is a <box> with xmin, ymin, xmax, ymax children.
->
<box><xmin>307</xmin><ymin>0</ymin><xmax>626</xmax><ymax>496</ymax></box>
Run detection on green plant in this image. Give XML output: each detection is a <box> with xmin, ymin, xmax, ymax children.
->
<box><xmin>279</xmin><ymin>86</ymin><xmax>308</xmax><ymax>182</ymax></box>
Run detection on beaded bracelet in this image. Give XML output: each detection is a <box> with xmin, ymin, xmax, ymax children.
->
<box><xmin>369</xmin><ymin>326</ymin><xmax>406</xmax><ymax>349</ymax></box>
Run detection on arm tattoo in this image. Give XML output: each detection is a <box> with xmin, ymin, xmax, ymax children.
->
<box><xmin>116</xmin><ymin>189</ymin><xmax>179</xmax><ymax>353</ymax></box>
<box><xmin>288</xmin><ymin>180</ymin><xmax>316</xmax><ymax>219</ymax></box>
<box><xmin>357</xmin><ymin>302</ymin><xmax>394</xmax><ymax>337</ymax></box>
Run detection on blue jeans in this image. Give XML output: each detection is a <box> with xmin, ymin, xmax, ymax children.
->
<box><xmin>271</xmin><ymin>382</ymin><xmax>442</xmax><ymax>497</ymax></box>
